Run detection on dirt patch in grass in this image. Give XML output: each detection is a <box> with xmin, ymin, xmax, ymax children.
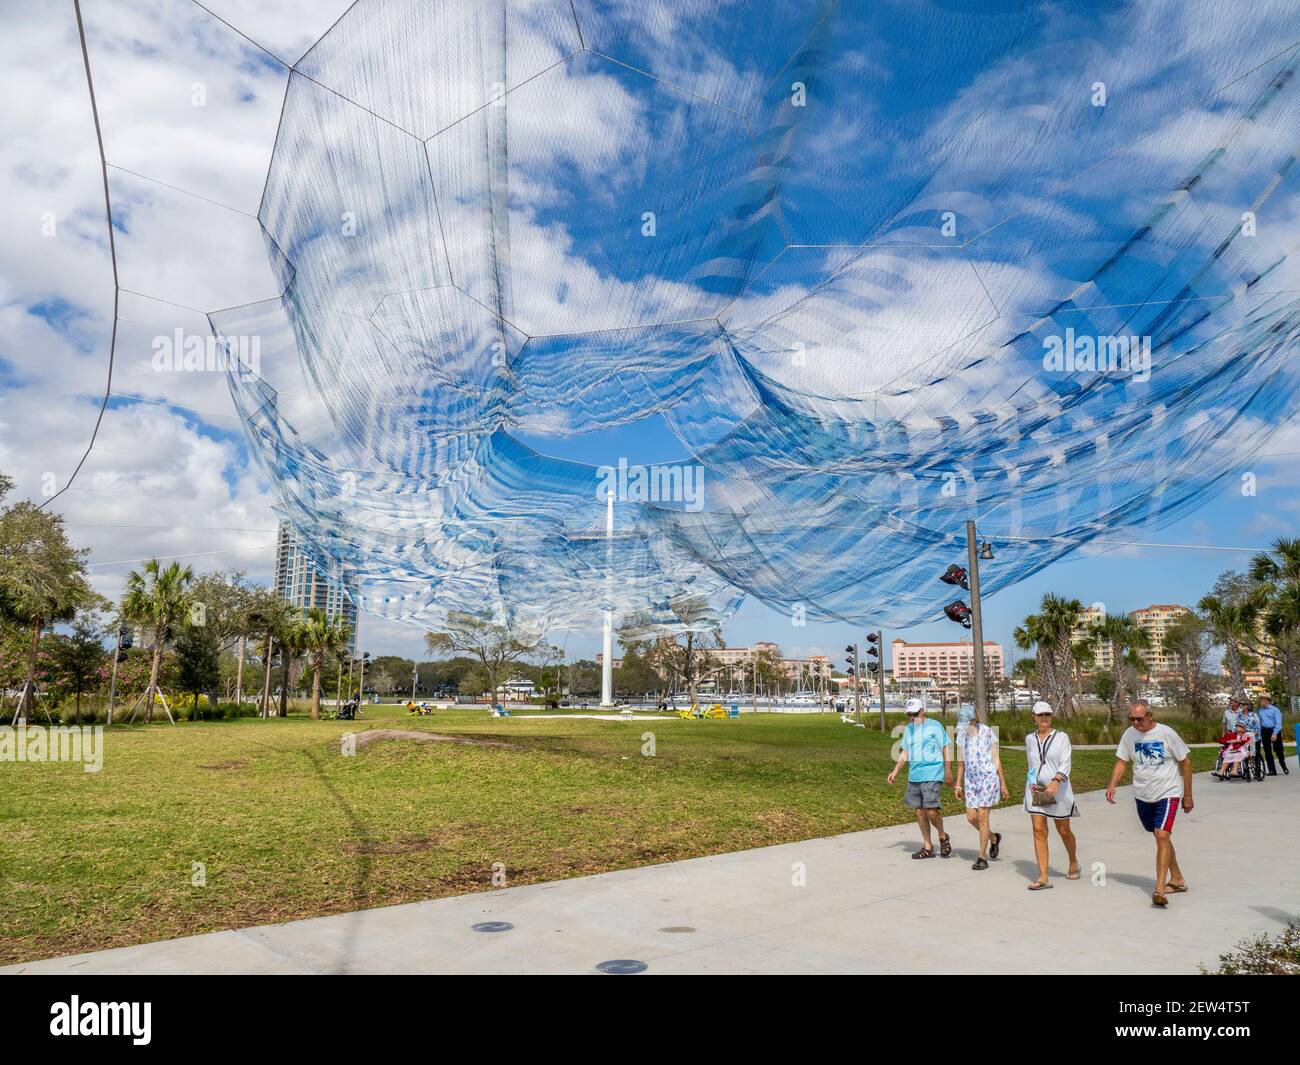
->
<box><xmin>351</xmin><ymin>729</ymin><xmax>521</xmax><ymax>751</ymax></box>
<box><xmin>349</xmin><ymin>835</ymin><xmax>442</xmax><ymax>856</ymax></box>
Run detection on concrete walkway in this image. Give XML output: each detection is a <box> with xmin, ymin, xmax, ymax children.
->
<box><xmin>7</xmin><ymin>771</ymin><xmax>1297</xmax><ymax>975</ymax></box>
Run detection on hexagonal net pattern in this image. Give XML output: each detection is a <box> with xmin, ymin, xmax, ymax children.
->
<box><xmin>206</xmin><ymin>0</ymin><xmax>1300</xmax><ymax>640</ymax></box>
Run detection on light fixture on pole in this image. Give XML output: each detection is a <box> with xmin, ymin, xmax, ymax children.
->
<box><xmin>965</xmin><ymin>521</ymin><xmax>991</xmax><ymax>724</ymax></box>
<box><xmin>866</xmin><ymin>630</ymin><xmax>886</xmax><ymax>732</ymax></box>
<box><xmin>844</xmin><ymin>644</ymin><xmax>861</xmax><ymax>723</ymax></box>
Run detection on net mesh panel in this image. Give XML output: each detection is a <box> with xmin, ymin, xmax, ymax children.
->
<box><xmin>96</xmin><ymin>0</ymin><xmax>1300</xmax><ymax>638</ymax></box>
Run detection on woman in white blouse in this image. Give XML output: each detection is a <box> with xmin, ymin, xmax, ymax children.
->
<box><xmin>1024</xmin><ymin>701</ymin><xmax>1080</xmax><ymax>890</ymax></box>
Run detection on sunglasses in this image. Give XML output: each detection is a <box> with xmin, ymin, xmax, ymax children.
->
<box><xmin>1129</xmin><ymin>713</ymin><xmax>1151</xmax><ymax>723</ymax></box>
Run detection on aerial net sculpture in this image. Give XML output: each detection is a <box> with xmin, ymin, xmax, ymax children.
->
<box><xmin>89</xmin><ymin>0</ymin><xmax>1300</xmax><ymax>641</ymax></box>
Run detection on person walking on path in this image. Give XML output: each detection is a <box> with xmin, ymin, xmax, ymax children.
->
<box><xmin>954</xmin><ymin>704</ymin><xmax>1009</xmax><ymax>869</ymax></box>
<box><xmin>1024</xmin><ymin>701</ymin><xmax>1079</xmax><ymax>890</ymax></box>
<box><xmin>1105</xmin><ymin>698</ymin><xmax>1193</xmax><ymax>907</ymax></box>
<box><xmin>887</xmin><ymin>697</ymin><xmax>954</xmax><ymax>859</ymax></box>
<box><xmin>1240</xmin><ymin>702</ymin><xmax>1264</xmax><ymax>778</ymax></box>
<box><xmin>1257</xmin><ymin>695</ymin><xmax>1289</xmax><ymax>776</ymax></box>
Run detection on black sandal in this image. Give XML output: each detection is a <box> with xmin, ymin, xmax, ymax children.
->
<box><xmin>912</xmin><ymin>847</ymin><xmax>935</xmax><ymax>859</ymax></box>
<box><xmin>989</xmin><ymin>832</ymin><xmax>1002</xmax><ymax>860</ymax></box>
<box><xmin>939</xmin><ymin>833</ymin><xmax>952</xmax><ymax>858</ymax></box>
<box><xmin>972</xmin><ymin>857</ymin><xmax>989</xmax><ymax>870</ymax></box>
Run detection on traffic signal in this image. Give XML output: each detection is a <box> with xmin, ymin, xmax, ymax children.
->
<box><xmin>939</xmin><ymin>564</ymin><xmax>969</xmax><ymax>590</ymax></box>
<box><xmin>944</xmin><ymin>600</ymin><xmax>973</xmax><ymax>628</ymax></box>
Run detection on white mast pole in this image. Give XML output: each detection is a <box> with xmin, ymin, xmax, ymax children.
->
<box><xmin>600</xmin><ymin>488</ymin><xmax>615</xmax><ymax>707</ymax></box>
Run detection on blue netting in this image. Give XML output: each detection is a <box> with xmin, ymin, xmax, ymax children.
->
<box><xmin>201</xmin><ymin>0</ymin><xmax>1300</xmax><ymax>638</ymax></box>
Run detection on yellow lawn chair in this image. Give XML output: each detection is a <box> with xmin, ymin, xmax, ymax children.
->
<box><xmin>704</xmin><ymin>704</ymin><xmax>727</xmax><ymax>719</ymax></box>
<box><xmin>676</xmin><ymin>706</ymin><xmax>696</xmax><ymax>719</ymax></box>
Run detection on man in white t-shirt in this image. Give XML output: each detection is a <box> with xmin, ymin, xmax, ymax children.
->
<box><xmin>1105</xmin><ymin>698</ymin><xmax>1193</xmax><ymax>908</ymax></box>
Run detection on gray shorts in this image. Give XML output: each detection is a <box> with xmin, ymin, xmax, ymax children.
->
<box><xmin>905</xmin><ymin>781</ymin><xmax>942</xmax><ymax>809</ymax></box>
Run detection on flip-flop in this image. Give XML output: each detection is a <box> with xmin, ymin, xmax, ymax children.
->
<box><xmin>1167</xmin><ymin>883</ymin><xmax>1189</xmax><ymax>893</ymax></box>
<box><xmin>1066</xmin><ymin>867</ymin><xmax>1081</xmax><ymax>880</ymax></box>
<box><xmin>1152</xmin><ymin>891</ymin><xmax>1168</xmax><ymax>907</ymax></box>
<box><xmin>1027</xmin><ymin>881</ymin><xmax>1053</xmax><ymax>891</ymax></box>
<box><xmin>989</xmin><ymin>832</ymin><xmax>1002</xmax><ymax>860</ymax></box>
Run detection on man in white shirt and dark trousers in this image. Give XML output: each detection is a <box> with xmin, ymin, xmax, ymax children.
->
<box><xmin>1105</xmin><ymin>698</ymin><xmax>1194</xmax><ymax>908</ymax></box>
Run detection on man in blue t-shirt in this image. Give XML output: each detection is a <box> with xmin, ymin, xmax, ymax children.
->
<box><xmin>1257</xmin><ymin>696</ymin><xmax>1289</xmax><ymax>776</ymax></box>
<box><xmin>888</xmin><ymin>698</ymin><xmax>954</xmax><ymax>858</ymax></box>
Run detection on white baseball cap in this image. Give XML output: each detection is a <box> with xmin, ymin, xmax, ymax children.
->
<box><xmin>904</xmin><ymin>698</ymin><xmax>925</xmax><ymax>715</ymax></box>
<box><xmin>1031</xmin><ymin>700</ymin><xmax>1054</xmax><ymax>716</ymax></box>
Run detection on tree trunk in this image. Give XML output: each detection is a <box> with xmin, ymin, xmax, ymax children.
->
<box><xmin>278</xmin><ymin>654</ymin><xmax>291</xmax><ymax>718</ymax></box>
<box><xmin>685</xmin><ymin>633</ymin><xmax>698</xmax><ymax>707</ymax></box>
<box><xmin>145</xmin><ymin>639</ymin><xmax>163</xmax><ymax>724</ymax></box>
<box><xmin>261</xmin><ymin>635</ymin><xmax>273</xmax><ymax>718</ymax></box>
<box><xmin>310</xmin><ymin>652</ymin><xmax>322</xmax><ymax>719</ymax></box>
<box><xmin>18</xmin><ymin>619</ymin><xmax>41</xmax><ymax>725</ymax></box>
<box><xmin>1107</xmin><ymin>640</ymin><xmax>1124</xmax><ymax>722</ymax></box>
<box><xmin>1224</xmin><ymin>639</ymin><xmax>1248</xmax><ymax>701</ymax></box>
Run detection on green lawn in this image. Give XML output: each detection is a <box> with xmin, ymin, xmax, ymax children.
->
<box><xmin>0</xmin><ymin>707</ymin><xmax>1218</xmax><ymax>965</ymax></box>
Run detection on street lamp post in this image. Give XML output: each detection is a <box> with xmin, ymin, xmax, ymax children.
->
<box><xmin>965</xmin><ymin>519</ymin><xmax>989</xmax><ymax>724</ymax></box>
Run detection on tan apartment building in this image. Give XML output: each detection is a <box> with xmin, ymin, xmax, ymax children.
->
<box><xmin>1072</xmin><ymin>604</ymin><xmax>1113</xmax><ymax>671</ymax></box>
<box><xmin>1131</xmin><ymin>604</ymin><xmax>1189</xmax><ymax>677</ymax></box>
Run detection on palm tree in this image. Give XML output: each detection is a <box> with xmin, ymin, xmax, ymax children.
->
<box><xmin>1013</xmin><ymin>615</ymin><xmax>1053</xmax><ymax>705</ymax></box>
<box><xmin>277</xmin><ymin>614</ymin><xmax>310</xmax><ymax>717</ymax></box>
<box><xmin>301</xmin><ymin>608</ymin><xmax>352</xmax><ymax>719</ymax></box>
<box><xmin>0</xmin><ymin>501</ymin><xmax>94</xmax><ymax>723</ymax></box>
<box><xmin>1088</xmin><ymin>613</ymin><xmax>1150</xmax><ymax>721</ymax></box>
<box><xmin>1199</xmin><ymin>592</ymin><xmax>1264</xmax><ymax>701</ymax></box>
<box><xmin>1016</xmin><ymin>595</ymin><xmax>1083</xmax><ymax>714</ymax></box>
<box><xmin>247</xmin><ymin>591</ymin><xmax>295</xmax><ymax>718</ymax></box>
<box><xmin>1250</xmin><ymin>538</ymin><xmax>1300</xmax><ymax>696</ymax></box>
<box><xmin>121</xmin><ymin>559</ymin><xmax>195</xmax><ymax>723</ymax></box>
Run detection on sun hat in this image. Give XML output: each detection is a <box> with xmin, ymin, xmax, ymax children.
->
<box><xmin>1031</xmin><ymin>700</ymin><xmax>1054</xmax><ymax>716</ymax></box>
<box><xmin>957</xmin><ymin>704</ymin><xmax>975</xmax><ymax>723</ymax></box>
<box><xmin>904</xmin><ymin>697</ymin><xmax>925</xmax><ymax>715</ymax></box>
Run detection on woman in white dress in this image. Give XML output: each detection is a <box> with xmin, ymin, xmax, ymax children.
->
<box><xmin>1024</xmin><ymin>701</ymin><xmax>1080</xmax><ymax>890</ymax></box>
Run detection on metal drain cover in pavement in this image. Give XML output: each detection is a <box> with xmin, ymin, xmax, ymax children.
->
<box><xmin>472</xmin><ymin>921</ymin><xmax>513</xmax><ymax>933</ymax></box>
<box><xmin>596</xmin><ymin>959</ymin><xmax>648</xmax><ymax>975</ymax></box>
<box><xmin>658</xmin><ymin>926</ymin><xmax>696</xmax><ymax>933</ymax></box>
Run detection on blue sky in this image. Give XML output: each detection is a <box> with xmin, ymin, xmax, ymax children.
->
<box><xmin>3</xmin><ymin>0</ymin><xmax>1299</xmax><ymax>666</ymax></box>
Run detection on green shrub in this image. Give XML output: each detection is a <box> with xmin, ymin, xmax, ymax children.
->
<box><xmin>1206</xmin><ymin>923</ymin><xmax>1300</xmax><ymax>975</ymax></box>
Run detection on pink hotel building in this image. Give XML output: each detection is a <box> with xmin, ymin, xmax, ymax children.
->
<box><xmin>891</xmin><ymin>639</ymin><xmax>1005</xmax><ymax>687</ymax></box>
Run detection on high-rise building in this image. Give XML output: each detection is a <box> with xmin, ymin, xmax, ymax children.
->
<box><xmin>273</xmin><ymin>522</ymin><xmax>358</xmax><ymax>652</ymax></box>
<box><xmin>1130</xmin><ymin>604</ymin><xmax>1189</xmax><ymax>677</ymax></box>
